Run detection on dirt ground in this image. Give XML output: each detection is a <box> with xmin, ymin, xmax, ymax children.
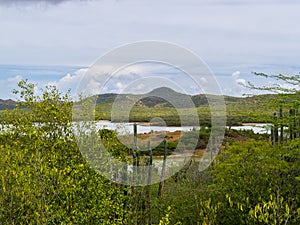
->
<box><xmin>138</xmin><ymin>130</ymin><xmax>205</xmax><ymax>156</ymax></box>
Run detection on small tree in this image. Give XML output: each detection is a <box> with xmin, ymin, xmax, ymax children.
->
<box><xmin>0</xmin><ymin>80</ymin><xmax>129</xmax><ymax>224</ymax></box>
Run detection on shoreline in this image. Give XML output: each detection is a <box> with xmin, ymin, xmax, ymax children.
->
<box><xmin>241</xmin><ymin>123</ymin><xmax>271</xmax><ymax>126</ymax></box>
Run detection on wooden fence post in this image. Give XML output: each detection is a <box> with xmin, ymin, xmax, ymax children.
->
<box><xmin>273</xmin><ymin>112</ymin><xmax>279</xmax><ymax>144</ymax></box>
<box><xmin>158</xmin><ymin>139</ymin><xmax>167</xmax><ymax>199</ymax></box>
<box><xmin>295</xmin><ymin>109</ymin><xmax>298</xmax><ymax>139</ymax></box>
<box><xmin>145</xmin><ymin>139</ymin><xmax>152</xmax><ymax>225</ymax></box>
<box><xmin>279</xmin><ymin>107</ymin><xmax>283</xmax><ymax>143</ymax></box>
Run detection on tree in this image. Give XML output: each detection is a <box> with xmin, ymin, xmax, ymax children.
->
<box><xmin>0</xmin><ymin>80</ymin><xmax>128</xmax><ymax>224</ymax></box>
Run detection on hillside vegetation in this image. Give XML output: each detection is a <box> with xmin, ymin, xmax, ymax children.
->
<box><xmin>1</xmin><ymin>87</ymin><xmax>278</xmax><ymax>125</ymax></box>
<box><xmin>93</xmin><ymin>87</ymin><xmax>276</xmax><ymax>126</ymax></box>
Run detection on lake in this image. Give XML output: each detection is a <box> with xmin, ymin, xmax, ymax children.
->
<box><xmin>0</xmin><ymin>120</ymin><xmax>271</xmax><ymax>135</ymax></box>
<box><xmin>94</xmin><ymin>120</ymin><xmax>271</xmax><ymax>134</ymax></box>
<box><xmin>94</xmin><ymin>120</ymin><xmax>198</xmax><ymax>134</ymax></box>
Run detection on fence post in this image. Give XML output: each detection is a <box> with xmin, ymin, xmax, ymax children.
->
<box><xmin>289</xmin><ymin>109</ymin><xmax>295</xmax><ymax>140</ymax></box>
<box><xmin>295</xmin><ymin>109</ymin><xmax>298</xmax><ymax>138</ymax></box>
<box><xmin>145</xmin><ymin>139</ymin><xmax>152</xmax><ymax>225</ymax></box>
<box><xmin>271</xmin><ymin>128</ymin><xmax>274</xmax><ymax>145</ymax></box>
<box><xmin>279</xmin><ymin>107</ymin><xmax>283</xmax><ymax>143</ymax></box>
<box><xmin>273</xmin><ymin>112</ymin><xmax>279</xmax><ymax>144</ymax></box>
<box><xmin>147</xmin><ymin>139</ymin><xmax>153</xmax><ymax>185</ymax></box>
<box><xmin>133</xmin><ymin>123</ymin><xmax>140</xmax><ymax>183</ymax></box>
<box><xmin>158</xmin><ymin>139</ymin><xmax>167</xmax><ymax>199</ymax></box>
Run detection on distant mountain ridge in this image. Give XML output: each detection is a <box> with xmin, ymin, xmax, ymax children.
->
<box><xmin>96</xmin><ymin>87</ymin><xmax>244</xmax><ymax>108</ymax></box>
<box><xmin>0</xmin><ymin>99</ymin><xmax>17</xmax><ymax>110</ymax></box>
<box><xmin>0</xmin><ymin>87</ymin><xmax>274</xmax><ymax>110</ymax></box>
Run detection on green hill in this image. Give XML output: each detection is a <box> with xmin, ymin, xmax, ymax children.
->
<box><xmin>93</xmin><ymin>87</ymin><xmax>243</xmax><ymax>108</ymax></box>
<box><xmin>1</xmin><ymin>87</ymin><xmax>279</xmax><ymax>125</ymax></box>
<box><xmin>0</xmin><ymin>99</ymin><xmax>17</xmax><ymax>110</ymax></box>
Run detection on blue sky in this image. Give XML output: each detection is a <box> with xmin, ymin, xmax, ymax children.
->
<box><xmin>1</xmin><ymin>0</ymin><xmax>300</xmax><ymax>99</ymax></box>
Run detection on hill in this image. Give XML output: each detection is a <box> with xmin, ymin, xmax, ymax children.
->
<box><xmin>94</xmin><ymin>87</ymin><xmax>243</xmax><ymax>108</ymax></box>
<box><xmin>0</xmin><ymin>99</ymin><xmax>17</xmax><ymax>110</ymax></box>
<box><xmin>1</xmin><ymin>88</ymin><xmax>279</xmax><ymax>125</ymax></box>
<box><xmin>0</xmin><ymin>88</ymin><xmax>275</xmax><ymax>110</ymax></box>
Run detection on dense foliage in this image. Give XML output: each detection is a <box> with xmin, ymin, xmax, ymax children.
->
<box><xmin>0</xmin><ymin>78</ymin><xmax>300</xmax><ymax>224</ymax></box>
<box><xmin>0</xmin><ymin>80</ymin><xmax>128</xmax><ymax>224</ymax></box>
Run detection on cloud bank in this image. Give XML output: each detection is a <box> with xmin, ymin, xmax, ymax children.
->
<box><xmin>0</xmin><ymin>0</ymin><xmax>91</xmax><ymax>7</ymax></box>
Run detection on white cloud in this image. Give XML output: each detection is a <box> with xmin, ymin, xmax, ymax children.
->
<box><xmin>232</xmin><ymin>71</ymin><xmax>240</xmax><ymax>78</ymax></box>
<box><xmin>0</xmin><ymin>75</ymin><xmax>23</xmax><ymax>99</ymax></box>
<box><xmin>231</xmin><ymin>71</ymin><xmax>246</xmax><ymax>91</ymax></box>
<box><xmin>6</xmin><ymin>75</ymin><xmax>22</xmax><ymax>84</ymax></box>
<box><xmin>236</xmin><ymin>78</ymin><xmax>246</xmax><ymax>86</ymax></box>
<box><xmin>116</xmin><ymin>82</ymin><xmax>124</xmax><ymax>92</ymax></box>
<box><xmin>135</xmin><ymin>83</ymin><xmax>145</xmax><ymax>90</ymax></box>
<box><xmin>1</xmin><ymin>0</ymin><xmax>300</xmax><ymax>67</ymax></box>
<box><xmin>117</xmin><ymin>64</ymin><xmax>143</xmax><ymax>76</ymax></box>
<box><xmin>216</xmin><ymin>71</ymin><xmax>250</xmax><ymax>96</ymax></box>
<box><xmin>46</xmin><ymin>68</ymin><xmax>87</xmax><ymax>98</ymax></box>
<box><xmin>199</xmin><ymin>77</ymin><xmax>208</xmax><ymax>84</ymax></box>
<box><xmin>0</xmin><ymin>0</ymin><xmax>72</xmax><ymax>6</ymax></box>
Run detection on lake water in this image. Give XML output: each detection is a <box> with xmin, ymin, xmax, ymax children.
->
<box><xmin>94</xmin><ymin>120</ymin><xmax>198</xmax><ymax>134</ymax></box>
<box><xmin>228</xmin><ymin>123</ymin><xmax>272</xmax><ymax>134</ymax></box>
<box><xmin>0</xmin><ymin>120</ymin><xmax>271</xmax><ymax>135</ymax></box>
<box><xmin>94</xmin><ymin>120</ymin><xmax>271</xmax><ymax>134</ymax></box>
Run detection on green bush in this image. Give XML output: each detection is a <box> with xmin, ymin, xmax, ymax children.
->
<box><xmin>0</xmin><ymin>80</ymin><xmax>128</xmax><ymax>224</ymax></box>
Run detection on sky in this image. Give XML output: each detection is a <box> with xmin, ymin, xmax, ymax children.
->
<box><xmin>1</xmin><ymin>0</ymin><xmax>300</xmax><ymax>99</ymax></box>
